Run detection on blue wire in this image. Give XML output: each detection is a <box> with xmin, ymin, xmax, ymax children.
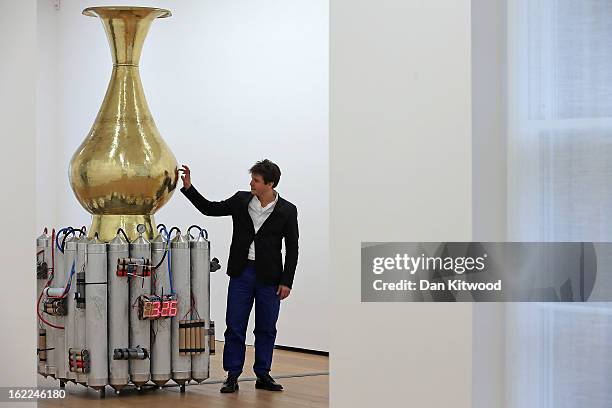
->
<box><xmin>158</xmin><ymin>226</ymin><xmax>174</xmax><ymax>294</ymax></box>
<box><xmin>167</xmin><ymin>231</ymin><xmax>174</xmax><ymax>294</ymax></box>
<box><xmin>187</xmin><ymin>224</ymin><xmax>208</xmax><ymax>240</ymax></box>
<box><xmin>55</xmin><ymin>227</ymin><xmax>73</xmax><ymax>252</ymax></box>
<box><xmin>65</xmin><ymin>260</ymin><xmax>76</xmax><ymax>293</ymax></box>
<box><xmin>159</xmin><ymin>226</ymin><xmax>169</xmax><ymax>240</ymax></box>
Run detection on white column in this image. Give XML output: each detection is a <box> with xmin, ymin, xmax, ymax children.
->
<box><xmin>331</xmin><ymin>0</ymin><xmax>473</xmax><ymax>406</ymax></box>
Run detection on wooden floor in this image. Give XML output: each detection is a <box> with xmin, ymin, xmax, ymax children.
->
<box><xmin>38</xmin><ymin>341</ymin><xmax>329</xmax><ymax>408</ymax></box>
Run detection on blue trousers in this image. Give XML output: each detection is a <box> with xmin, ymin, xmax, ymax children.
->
<box><xmin>223</xmin><ymin>263</ymin><xmax>281</xmax><ymax>377</ymax></box>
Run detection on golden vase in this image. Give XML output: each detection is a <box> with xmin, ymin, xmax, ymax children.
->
<box><xmin>70</xmin><ymin>6</ymin><xmax>178</xmax><ymax>242</ymax></box>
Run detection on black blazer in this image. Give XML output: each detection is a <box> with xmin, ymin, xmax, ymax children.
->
<box><xmin>181</xmin><ymin>185</ymin><xmax>299</xmax><ymax>288</ymax></box>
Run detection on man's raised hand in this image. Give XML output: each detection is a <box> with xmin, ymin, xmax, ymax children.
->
<box><xmin>179</xmin><ymin>164</ymin><xmax>191</xmax><ymax>189</ymax></box>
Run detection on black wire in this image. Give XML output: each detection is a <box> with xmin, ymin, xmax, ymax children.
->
<box><xmin>60</xmin><ymin>226</ymin><xmax>88</xmax><ymax>253</ymax></box>
<box><xmin>157</xmin><ymin>223</ymin><xmax>167</xmax><ymax>232</ymax></box>
<box><xmin>167</xmin><ymin>227</ymin><xmax>181</xmax><ymax>240</ymax></box>
<box><xmin>152</xmin><ymin>245</ymin><xmax>168</xmax><ymax>270</ymax></box>
<box><xmin>149</xmin><ymin>227</ymin><xmax>180</xmax><ymax>272</ymax></box>
<box><xmin>57</xmin><ymin>228</ymin><xmax>71</xmax><ymax>253</ymax></box>
<box><xmin>59</xmin><ymin>228</ymin><xmax>76</xmax><ymax>253</ymax></box>
<box><xmin>117</xmin><ymin>228</ymin><xmax>130</xmax><ymax>243</ymax></box>
<box><xmin>187</xmin><ymin>225</ymin><xmax>202</xmax><ymax>239</ymax></box>
<box><xmin>150</xmin><ymin>225</ymin><xmax>178</xmax><ymax>271</ymax></box>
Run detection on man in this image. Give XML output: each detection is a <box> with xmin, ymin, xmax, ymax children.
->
<box><xmin>179</xmin><ymin>159</ymin><xmax>299</xmax><ymax>393</ymax></box>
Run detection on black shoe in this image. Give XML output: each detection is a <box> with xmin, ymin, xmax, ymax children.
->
<box><xmin>255</xmin><ymin>373</ymin><xmax>283</xmax><ymax>391</ymax></box>
<box><xmin>220</xmin><ymin>375</ymin><xmax>239</xmax><ymax>393</ymax></box>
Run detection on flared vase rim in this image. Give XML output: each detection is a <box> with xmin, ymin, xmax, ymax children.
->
<box><xmin>82</xmin><ymin>6</ymin><xmax>172</xmax><ymax>19</ymax></box>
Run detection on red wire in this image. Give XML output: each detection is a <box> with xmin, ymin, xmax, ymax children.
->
<box><xmin>46</xmin><ymin>260</ymin><xmax>74</xmax><ymax>299</ymax></box>
<box><xmin>36</xmin><ymin>228</ymin><xmax>65</xmax><ymax>330</ymax></box>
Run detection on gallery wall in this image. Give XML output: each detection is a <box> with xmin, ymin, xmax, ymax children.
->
<box><xmin>1</xmin><ymin>0</ymin><xmax>38</xmax><ymax>393</ymax></box>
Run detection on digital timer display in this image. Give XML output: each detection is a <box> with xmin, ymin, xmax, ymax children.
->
<box><xmin>141</xmin><ymin>297</ymin><xmax>178</xmax><ymax>319</ymax></box>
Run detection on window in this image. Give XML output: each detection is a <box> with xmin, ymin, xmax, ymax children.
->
<box><xmin>506</xmin><ymin>1</ymin><xmax>612</xmax><ymax>407</ymax></box>
<box><xmin>508</xmin><ymin>0</ymin><xmax>612</xmax><ymax>241</ymax></box>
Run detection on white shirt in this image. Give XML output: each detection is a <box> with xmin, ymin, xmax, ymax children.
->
<box><xmin>247</xmin><ymin>191</ymin><xmax>279</xmax><ymax>260</ymax></box>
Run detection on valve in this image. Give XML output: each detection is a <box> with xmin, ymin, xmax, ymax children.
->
<box><xmin>210</xmin><ymin>257</ymin><xmax>221</xmax><ymax>272</ymax></box>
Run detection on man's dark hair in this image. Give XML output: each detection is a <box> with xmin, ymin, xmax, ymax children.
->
<box><xmin>249</xmin><ymin>159</ymin><xmax>281</xmax><ymax>188</ymax></box>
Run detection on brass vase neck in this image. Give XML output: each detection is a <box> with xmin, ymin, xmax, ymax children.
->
<box><xmin>83</xmin><ymin>6</ymin><xmax>171</xmax><ymax>66</ymax></box>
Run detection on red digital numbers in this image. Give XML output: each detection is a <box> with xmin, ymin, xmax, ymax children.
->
<box><xmin>168</xmin><ymin>300</ymin><xmax>178</xmax><ymax>317</ymax></box>
<box><xmin>142</xmin><ymin>298</ymin><xmax>178</xmax><ymax>319</ymax></box>
<box><xmin>142</xmin><ymin>301</ymin><xmax>153</xmax><ymax>318</ymax></box>
<box><xmin>159</xmin><ymin>300</ymin><xmax>178</xmax><ymax>317</ymax></box>
<box><xmin>161</xmin><ymin>301</ymin><xmax>170</xmax><ymax>317</ymax></box>
<box><xmin>151</xmin><ymin>301</ymin><xmax>161</xmax><ymax>317</ymax></box>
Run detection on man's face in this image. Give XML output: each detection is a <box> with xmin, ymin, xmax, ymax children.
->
<box><xmin>250</xmin><ymin>173</ymin><xmax>273</xmax><ymax>196</ymax></box>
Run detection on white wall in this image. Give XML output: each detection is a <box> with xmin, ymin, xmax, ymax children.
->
<box><xmin>38</xmin><ymin>0</ymin><xmax>329</xmax><ymax>352</ymax></box>
<box><xmin>36</xmin><ymin>0</ymin><xmax>59</xmax><ymax>230</ymax></box>
<box><xmin>0</xmin><ymin>0</ymin><xmax>37</xmax><ymax>397</ymax></box>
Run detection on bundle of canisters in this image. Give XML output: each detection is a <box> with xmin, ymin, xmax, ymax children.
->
<box><xmin>36</xmin><ymin>225</ymin><xmax>216</xmax><ymax>395</ymax></box>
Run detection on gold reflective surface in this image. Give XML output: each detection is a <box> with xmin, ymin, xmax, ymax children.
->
<box><xmin>70</xmin><ymin>7</ymin><xmax>177</xmax><ymax>242</ymax></box>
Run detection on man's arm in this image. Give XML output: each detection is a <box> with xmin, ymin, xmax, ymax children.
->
<box><xmin>179</xmin><ymin>164</ymin><xmax>235</xmax><ymax>216</ymax></box>
<box><xmin>181</xmin><ymin>185</ymin><xmax>236</xmax><ymax>217</ymax></box>
<box><xmin>280</xmin><ymin>206</ymin><xmax>299</xmax><ymax>289</ymax></box>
